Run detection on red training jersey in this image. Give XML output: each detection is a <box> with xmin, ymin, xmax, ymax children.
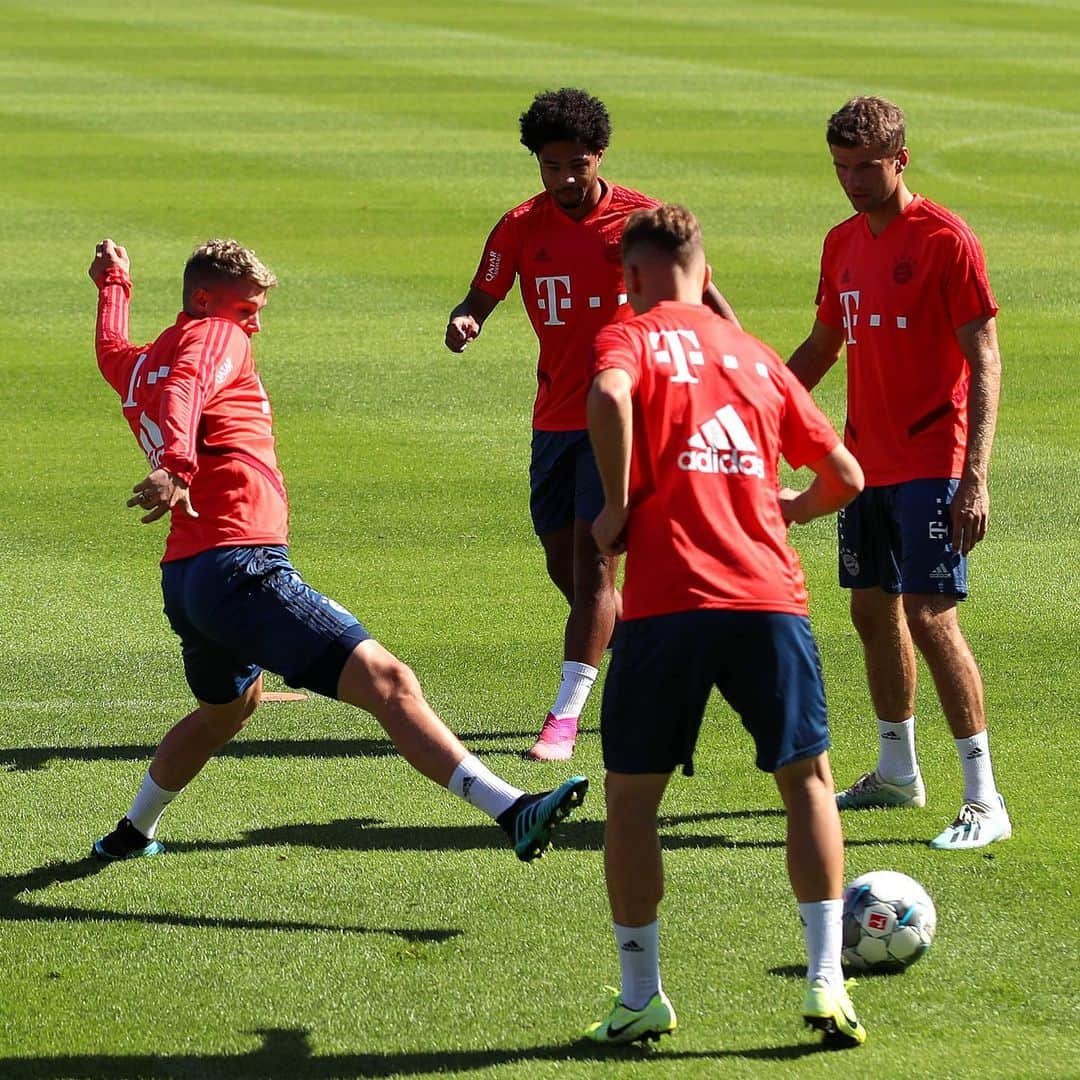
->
<box><xmin>471</xmin><ymin>180</ymin><xmax>659</xmax><ymax>431</ymax></box>
<box><xmin>593</xmin><ymin>302</ymin><xmax>840</xmax><ymax>621</ymax></box>
<box><xmin>95</xmin><ymin>267</ymin><xmax>289</xmax><ymax>563</ymax></box>
<box><xmin>815</xmin><ymin>195</ymin><xmax>997</xmax><ymax>485</ymax></box>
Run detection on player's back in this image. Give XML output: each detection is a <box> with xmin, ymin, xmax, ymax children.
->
<box><xmin>594</xmin><ymin>302</ymin><xmax>839</xmax><ymax>620</ymax></box>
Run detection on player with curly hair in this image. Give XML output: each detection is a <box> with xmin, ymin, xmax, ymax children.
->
<box><xmin>446</xmin><ymin>89</ymin><xmax>739</xmax><ymax>762</ymax></box>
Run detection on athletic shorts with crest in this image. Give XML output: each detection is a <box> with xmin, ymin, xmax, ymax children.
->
<box><xmin>837</xmin><ymin>478</ymin><xmax>968</xmax><ymax>597</ymax></box>
<box><xmin>161</xmin><ymin>545</ymin><xmax>370</xmax><ymax>704</ymax></box>
<box><xmin>600</xmin><ymin>610</ymin><xmax>830</xmax><ymax>775</ymax></box>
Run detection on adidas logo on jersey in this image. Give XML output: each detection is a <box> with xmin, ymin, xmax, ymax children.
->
<box><xmin>678</xmin><ymin>404</ymin><xmax>765</xmax><ymax>478</ymax></box>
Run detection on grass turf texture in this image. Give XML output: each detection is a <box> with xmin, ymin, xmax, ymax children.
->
<box><xmin>1</xmin><ymin>1</ymin><xmax>1078</xmax><ymax>1076</ymax></box>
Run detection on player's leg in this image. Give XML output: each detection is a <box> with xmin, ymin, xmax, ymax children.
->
<box><xmin>893</xmin><ymin>479</ymin><xmax>1009</xmax><ymax>848</ymax></box>
<box><xmin>586</xmin><ymin>613</ymin><xmax>709</xmax><ymax>1045</ymax></box>
<box><xmin>718</xmin><ymin>612</ymin><xmax>864</xmax><ymax>1047</ymax></box>
<box><xmin>837</xmin><ymin>488</ymin><xmax>924</xmax><ymax>809</ymax></box>
<box><xmin>905</xmin><ymin>595</ymin><xmax>1010</xmax><ymax>848</ymax></box>
<box><xmin>528</xmin><ymin>432</ymin><xmax>611</xmax><ymax>760</ymax></box>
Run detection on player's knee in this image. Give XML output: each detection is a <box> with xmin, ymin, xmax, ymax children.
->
<box><xmin>375</xmin><ymin>656</ymin><xmax>424</xmax><ymax>709</ymax></box>
<box><xmin>903</xmin><ymin>598</ymin><xmax>958</xmax><ymax>650</ymax></box>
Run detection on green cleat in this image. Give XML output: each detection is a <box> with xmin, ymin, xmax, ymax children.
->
<box><xmin>499</xmin><ymin>775</ymin><xmax>588</xmax><ymax>862</ymax></box>
<box><xmin>802</xmin><ymin>978</ymin><xmax>866</xmax><ymax>1047</ymax></box>
<box><xmin>585</xmin><ymin>988</ymin><xmax>677</xmax><ymax>1045</ymax></box>
<box><xmin>92</xmin><ymin>818</ymin><xmax>165</xmax><ymax>861</ymax></box>
<box><xmin>836</xmin><ymin>769</ymin><xmax>925</xmax><ymax>810</ymax></box>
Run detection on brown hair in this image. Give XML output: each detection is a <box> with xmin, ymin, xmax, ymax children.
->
<box><xmin>183</xmin><ymin>239</ymin><xmax>278</xmax><ymax>302</ymax></box>
<box><xmin>621</xmin><ymin>204</ymin><xmax>703</xmax><ymax>269</ymax></box>
<box><xmin>827</xmin><ymin>96</ymin><xmax>906</xmax><ymax>155</ymax></box>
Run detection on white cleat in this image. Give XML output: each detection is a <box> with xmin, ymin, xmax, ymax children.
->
<box><xmin>836</xmin><ymin>770</ymin><xmax>926</xmax><ymax>810</ymax></box>
<box><xmin>929</xmin><ymin>794</ymin><xmax>1012</xmax><ymax>850</ymax></box>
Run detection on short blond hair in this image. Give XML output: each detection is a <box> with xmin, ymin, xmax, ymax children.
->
<box><xmin>183</xmin><ymin>238</ymin><xmax>278</xmax><ymax>302</ymax></box>
<box><xmin>827</xmin><ymin>96</ymin><xmax>906</xmax><ymax>155</ymax></box>
<box><xmin>621</xmin><ymin>204</ymin><xmax>703</xmax><ymax>269</ymax></box>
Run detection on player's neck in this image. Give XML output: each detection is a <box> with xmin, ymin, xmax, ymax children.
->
<box><xmin>864</xmin><ymin>181</ymin><xmax>914</xmax><ymax>236</ymax></box>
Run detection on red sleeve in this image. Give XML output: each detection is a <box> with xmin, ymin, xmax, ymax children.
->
<box><xmin>778</xmin><ymin>363</ymin><xmax>841</xmax><ymax>470</ymax></box>
<box><xmin>469</xmin><ymin>213</ymin><xmax>521</xmax><ymax>301</ymax></box>
<box><xmin>813</xmin><ymin>233</ymin><xmax>843</xmax><ymax>330</ymax></box>
<box><xmin>158</xmin><ymin>319</ymin><xmax>246</xmax><ymax>484</ymax></box>
<box><xmin>592</xmin><ymin>322</ymin><xmax>642</xmax><ymax>389</ymax></box>
<box><xmin>95</xmin><ymin>268</ymin><xmax>151</xmax><ymax>397</ymax></box>
<box><xmin>942</xmin><ymin>227</ymin><xmax>998</xmax><ymax>329</ymax></box>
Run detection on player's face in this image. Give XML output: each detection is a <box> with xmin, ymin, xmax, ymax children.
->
<box><xmin>830</xmin><ymin>143</ymin><xmax>909</xmax><ymax>214</ymax></box>
<box><xmin>197</xmin><ymin>282</ymin><xmax>268</xmax><ymax>336</ymax></box>
<box><xmin>537</xmin><ymin>140</ymin><xmax>604</xmax><ymax>217</ymax></box>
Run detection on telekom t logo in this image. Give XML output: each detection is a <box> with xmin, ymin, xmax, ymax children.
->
<box><xmin>840</xmin><ymin>290</ymin><xmax>860</xmax><ymax>345</ymax></box>
<box><xmin>535</xmin><ymin>276</ymin><xmax>572</xmax><ymax>326</ymax></box>
<box><xmin>649</xmin><ymin>329</ymin><xmax>705</xmax><ymax>383</ymax></box>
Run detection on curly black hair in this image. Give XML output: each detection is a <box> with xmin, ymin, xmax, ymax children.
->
<box><xmin>519</xmin><ymin>88</ymin><xmax>611</xmax><ymax>154</ymax></box>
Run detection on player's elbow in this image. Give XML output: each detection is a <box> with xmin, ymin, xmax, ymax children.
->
<box><xmin>830</xmin><ymin>449</ymin><xmax>864</xmax><ymax>508</ymax></box>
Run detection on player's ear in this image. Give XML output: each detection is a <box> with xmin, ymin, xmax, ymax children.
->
<box><xmin>627</xmin><ymin>262</ymin><xmax>642</xmax><ymax>296</ymax></box>
<box><xmin>703</xmin><ymin>262</ymin><xmax>713</xmax><ymax>293</ymax></box>
<box><xmin>895</xmin><ymin>147</ymin><xmax>910</xmax><ymax>172</ymax></box>
<box><xmin>189</xmin><ymin>286</ymin><xmax>212</xmax><ymax>317</ymax></box>
<box><xmin>595</xmin><ymin>148</ymin><xmax>605</xmax><ymax>166</ymax></box>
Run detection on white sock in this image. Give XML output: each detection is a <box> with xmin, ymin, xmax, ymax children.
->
<box><xmin>550</xmin><ymin>661</ymin><xmax>598</xmax><ymax>720</ymax></box>
<box><xmin>448</xmin><ymin>754</ymin><xmax>523</xmax><ymax>820</ymax></box>
<box><xmin>614</xmin><ymin>920</ymin><xmax>661</xmax><ymax>1010</ymax></box>
<box><xmin>799</xmin><ymin>899</ymin><xmax>844</xmax><ymax>988</ymax></box>
<box><xmin>877</xmin><ymin>716</ymin><xmax>918</xmax><ymax>784</ymax></box>
<box><xmin>956</xmin><ymin>730</ymin><xmax>997</xmax><ymax>807</ymax></box>
<box><xmin>127</xmin><ymin>771</ymin><xmax>180</xmax><ymax>839</ymax></box>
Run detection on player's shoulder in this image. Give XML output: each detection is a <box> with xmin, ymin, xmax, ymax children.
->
<box><xmin>909</xmin><ymin>197</ymin><xmax>986</xmax><ymax>252</ymax></box>
<box><xmin>607</xmin><ymin>183</ymin><xmax>661</xmax><ymax>212</ymax></box>
<box><xmin>823</xmin><ymin>212</ymin><xmax>862</xmax><ymax>248</ymax></box>
<box><xmin>498</xmin><ymin>191</ymin><xmax>550</xmax><ymax>226</ymax></box>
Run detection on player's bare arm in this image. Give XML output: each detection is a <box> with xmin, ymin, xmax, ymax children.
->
<box><xmin>703</xmin><ymin>281</ymin><xmax>741</xmax><ymax>329</ymax></box>
<box><xmin>950</xmin><ymin>315</ymin><xmax>1001</xmax><ymax>555</ymax></box>
<box><xmin>788</xmin><ymin>319</ymin><xmax>845</xmax><ymax>390</ymax></box>
<box><xmin>586</xmin><ymin>368</ymin><xmax>634</xmax><ymax>555</ymax></box>
<box><xmin>779</xmin><ymin>444</ymin><xmax>864</xmax><ymax>525</ymax></box>
<box><xmin>88</xmin><ymin>238</ymin><xmax>130</xmax><ymax>286</ymax></box>
<box><xmin>445</xmin><ymin>287</ymin><xmax>500</xmax><ymax>352</ymax></box>
<box><xmin>127</xmin><ymin>468</ymin><xmax>198</xmax><ymax>525</ymax></box>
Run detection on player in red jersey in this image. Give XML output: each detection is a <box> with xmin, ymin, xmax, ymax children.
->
<box><xmin>88</xmin><ymin>237</ymin><xmax>586</xmax><ymax>865</ymax></box>
<box><xmin>583</xmin><ymin>206</ymin><xmax>866</xmax><ymax>1046</ymax></box>
<box><xmin>788</xmin><ymin>97</ymin><xmax>1010</xmax><ymax>850</ymax></box>
<box><xmin>445</xmin><ymin>89</ymin><xmax>739</xmax><ymax>762</ymax></box>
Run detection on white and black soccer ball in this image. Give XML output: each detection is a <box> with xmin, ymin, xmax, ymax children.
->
<box><xmin>841</xmin><ymin>870</ymin><xmax>937</xmax><ymax>972</ymax></box>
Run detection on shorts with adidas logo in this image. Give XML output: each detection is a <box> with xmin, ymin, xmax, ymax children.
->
<box><xmin>837</xmin><ymin>478</ymin><xmax>968</xmax><ymax>597</ymax></box>
<box><xmin>600</xmin><ymin>610</ymin><xmax>830</xmax><ymax>775</ymax></box>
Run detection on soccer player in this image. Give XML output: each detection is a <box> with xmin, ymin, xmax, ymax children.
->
<box><xmin>88</xmin><ymin>237</ymin><xmax>587</xmax><ymax>865</ymax></box>
<box><xmin>584</xmin><ymin>206</ymin><xmax>866</xmax><ymax>1046</ymax></box>
<box><xmin>788</xmin><ymin>97</ymin><xmax>1010</xmax><ymax>850</ymax></box>
<box><xmin>445</xmin><ymin>88</ymin><xmax>739</xmax><ymax>762</ymax></box>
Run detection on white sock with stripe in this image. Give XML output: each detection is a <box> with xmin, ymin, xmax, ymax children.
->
<box><xmin>955</xmin><ymin>730</ymin><xmax>997</xmax><ymax>807</ymax></box>
<box><xmin>127</xmin><ymin>771</ymin><xmax>180</xmax><ymax>839</ymax></box>
<box><xmin>876</xmin><ymin>716</ymin><xmax>918</xmax><ymax>784</ymax></box>
<box><xmin>550</xmin><ymin>661</ymin><xmax>598</xmax><ymax>720</ymax></box>
<box><xmin>448</xmin><ymin>755</ymin><xmax>522</xmax><ymax>820</ymax></box>
<box><xmin>614</xmin><ymin>920</ymin><xmax>661</xmax><ymax>1010</ymax></box>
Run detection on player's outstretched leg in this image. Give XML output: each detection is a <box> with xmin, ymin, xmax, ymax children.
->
<box><xmin>337</xmin><ymin>640</ymin><xmax>587</xmax><ymax>859</ymax></box>
<box><xmin>92</xmin><ymin>682</ymin><xmax>263</xmax><ymax>861</ymax></box>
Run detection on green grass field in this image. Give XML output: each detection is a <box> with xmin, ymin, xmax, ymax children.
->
<box><xmin>2</xmin><ymin>2</ymin><xmax>1079</xmax><ymax>1076</ymax></box>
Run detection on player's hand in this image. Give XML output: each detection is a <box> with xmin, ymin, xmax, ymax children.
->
<box><xmin>88</xmin><ymin>239</ymin><xmax>130</xmax><ymax>287</ymax></box>
<box><xmin>778</xmin><ymin>487</ymin><xmax>805</xmax><ymax>524</ymax></box>
<box><xmin>592</xmin><ymin>504</ymin><xmax>628</xmax><ymax>556</ymax></box>
<box><xmin>445</xmin><ymin>315</ymin><xmax>480</xmax><ymax>353</ymax></box>
<box><xmin>949</xmin><ymin>476</ymin><xmax>989</xmax><ymax>555</ymax></box>
<box><xmin>127</xmin><ymin>469</ymin><xmax>198</xmax><ymax>524</ymax></box>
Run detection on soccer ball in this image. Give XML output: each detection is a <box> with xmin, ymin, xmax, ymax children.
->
<box><xmin>841</xmin><ymin>870</ymin><xmax>937</xmax><ymax>972</ymax></box>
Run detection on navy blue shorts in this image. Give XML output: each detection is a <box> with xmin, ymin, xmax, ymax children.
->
<box><xmin>529</xmin><ymin>429</ymin><xmax>604</xmax><ymax>535</ymax></box>
<box><xmin>601</xmin><ymin>610</ymin><xmax>830</xmax><ymax>775</ymax></box>
<box><xmin>838</xmin><ymin>479</ymin><xmax>967</xmax><ymax>597</ymax></box>
<box><xmin>161</xmin><ymin>545</ymin><xmax>370</xmax><ymax>704</ymax></box>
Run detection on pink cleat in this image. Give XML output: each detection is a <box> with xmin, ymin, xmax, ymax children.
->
<box><xmin>526</xmin><ymin>713</ymin><xmax>578</xmax><ymax>761</ymax></box>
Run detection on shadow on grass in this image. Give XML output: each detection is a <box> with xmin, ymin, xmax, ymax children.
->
<box><xmin>0</xmin><ymin>728</ymin><xmax>562</xmax><ymax>773</ymax></box>
<box><xmin>0</xmin><ymin>1026</ymin><xmax>848</xmax><ymax>1078</ymax></box>
<box><xmin>0</xmin><ymin>857</ymin><xmax>458</xmax><ymax>943</ymax></box>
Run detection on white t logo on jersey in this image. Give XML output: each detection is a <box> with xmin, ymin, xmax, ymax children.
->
<box><xmin>535</xmin><ymin>275</ymin><xmax>572</xmax><ymax>326</ymax></box>
<box><xmin>650</xmin><ymin>329</ymin><xmax>705</xmax><ymax>384</ymax></box>
<box><xmin>840</xmin><ymin>290</ymin><xmax>860</xmax><ymax>345</ymax></box>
